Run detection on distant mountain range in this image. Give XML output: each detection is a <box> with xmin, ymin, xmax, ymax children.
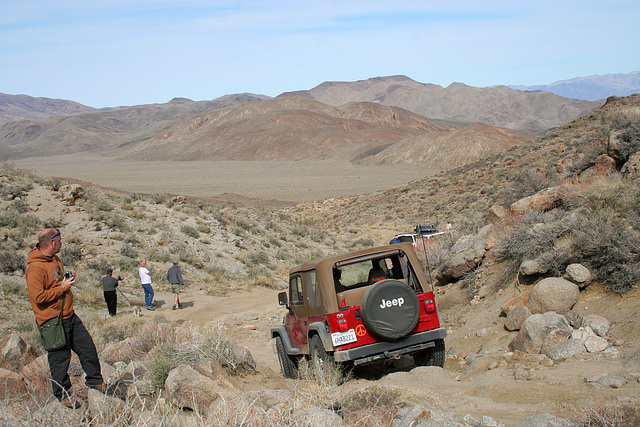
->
<box><xmin>1</xmin><ymin>72</ymin><xmax>636</xmax><ymax>170</ymax></box>
<box><xmin>507</xmin><ymin>71</ymin><xmax>640</xmax><ymax>101</ymax></box>
<box><xmin>281</xmin><ymin>76</ymin><xmax>601</xmax><ymax>133</ymax></box>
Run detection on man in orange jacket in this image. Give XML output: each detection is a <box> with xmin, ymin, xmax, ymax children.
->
<box><xmin>25</xmin><ymin>228</ymin><xmax>106</xmax><ymax>409</ymax></box>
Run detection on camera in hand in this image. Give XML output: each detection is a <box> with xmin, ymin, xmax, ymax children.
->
<box><xmin>64</xmin><ymin>271</ymin><xmax>74</xmax><ymax>280</ymax></box>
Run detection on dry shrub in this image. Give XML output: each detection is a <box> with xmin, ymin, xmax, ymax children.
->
<box><xmin>564</xmin><ymin>401</ymin><xmax>640</xmax><ymax>426</ymax></box>
<box><xmin>495</xmin><ymin>210</ymin><xmax>571</xmax><ymax>287</ymax></box>
<box><xmin>571</xmin><ymin>212</ymin><xmax>640</xmax><ymax>294</ymax></box>
<box><xmin>499</xmin><ymin>167</ymin><xmax>560</xmax><ymax>206</ymax></box>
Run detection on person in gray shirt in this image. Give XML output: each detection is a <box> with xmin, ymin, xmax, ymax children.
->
<box><xmin>166</xmin><ymin>261</ymin><xmax>184</xmax><ymax>310</ymax></box>
<box><xmin>101</xmin><ymin>268</ymin><xmax>120</xmax><ymax>316</ymax></box>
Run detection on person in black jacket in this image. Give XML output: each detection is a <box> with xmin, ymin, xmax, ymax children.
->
<box><xmin>166</xmin><ymin>261</ymin><xmax>184</xmax><ymax>310</ymax></box>
<box><xmin>101</xmin><ymin>268</ymin><xmax>120</xmax><ymax>316</ymax></box>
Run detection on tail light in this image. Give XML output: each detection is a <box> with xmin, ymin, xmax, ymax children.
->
<box><xmin>424</xmin><ymin>299</ymin><xmax>436</xmax><ymax>313</ymax></box>
<box><xmin>337</xmin><ymin>318</ymin><xmax>349</xmax><ymax>332</ymax></box>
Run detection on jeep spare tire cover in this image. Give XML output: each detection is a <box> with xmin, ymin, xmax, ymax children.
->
<box><xmin>360</xmin><ymin>279</ymin><xmax>420</xmax><ymax>341</ymax></box>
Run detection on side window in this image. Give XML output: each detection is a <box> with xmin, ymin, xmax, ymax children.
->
<box><xmin>305</xmin><ymin>270</ymin><xmax>321</xmax><ymax>309</ymax></box>
<box><xmin>290</xmin><ymin>275</ymin><xmax>303</xmax><ymax>305</ymax></box>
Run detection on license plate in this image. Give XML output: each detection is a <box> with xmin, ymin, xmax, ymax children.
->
<box><xmin>331</xmin><ymin>329</ymin><xmax>357</xmax><ymax>346</ymax></box>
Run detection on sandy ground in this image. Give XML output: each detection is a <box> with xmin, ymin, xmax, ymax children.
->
<box><xmin>13</xmin><ymin>155</ymin><xmax>430</xmax><ymax>205</ymax></box>
<box><xmin>113</xmin><ymin>284</ymin><xmax>640</xmax><ymax>427</ymax></box>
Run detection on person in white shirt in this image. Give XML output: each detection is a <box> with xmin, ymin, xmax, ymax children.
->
<box><xmin>138</xmin><ymin>260</ymin><xmax>155</xmax><ymax>311</ymax></box>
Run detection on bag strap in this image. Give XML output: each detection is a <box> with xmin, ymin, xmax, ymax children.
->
<box><xmin>57</xmin><ymin>292</ymin><xmax>66</xmax><ymax>319</ymax></box>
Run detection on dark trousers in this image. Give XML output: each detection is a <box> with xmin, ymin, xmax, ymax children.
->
<box><xmin>104</xmin><ymin>290</ymin><xmax>117</xmax><ymax>316</ymax></box>
<box><xmin>47</xmin><ymin>313</ymin><xmax>103</xmax><ymax>400</ymax></box>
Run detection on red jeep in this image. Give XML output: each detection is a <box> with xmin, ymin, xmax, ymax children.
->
<box><xmin>271</xmin><ymin>242</ymin><xmax>446</xmax><ymax>378</ymax></box>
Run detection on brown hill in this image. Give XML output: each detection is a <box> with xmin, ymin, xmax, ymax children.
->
<box><xmin>0</xmin><ymin>93</ymin><xmax>532</xmax><ymax>170</ymax></box>
<box><xmin>0</xmin><ymin>94</ymin><xmax>270</xmax><ymax>158</ymax></box>
<box><xmin>115</xmin><ymin>96</ymin><xmax>453</xmax><ymax>161</ymax></box>
<box><xmin>281</xmin><ymin>75</ymin><xmax>604</xmax><ymax>133</ymax></box>
<box><xmin>0</xmin><ymin>93</ymin><xmax>96</xmax><ymax>125</ymax></box>
<box><xmin>358</xmin><ymin>122</ymin><xmax>532</xmax><ymax>169</ymax></box>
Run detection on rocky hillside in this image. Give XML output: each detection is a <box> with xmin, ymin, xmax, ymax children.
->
<box><xmin>281</xmin><ymin>75</ymin><xmax>603</xmax><ymax>133</ymax></box>
<box><xmin>0</xmin><ymin>95</ymin><xmax>531</xmax><ymax>170</ymax></box>
<box><xmin>1</xmin><ymin>94</ymin><xmax>639</xmax><ymax>426</ymax></box>
<box><xmin>0</xmin><ymin>93</ymin><xmax>96</xmax><ymax>125</ymax></box>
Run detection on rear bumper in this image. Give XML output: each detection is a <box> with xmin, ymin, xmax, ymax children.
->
<box><xmin>334</xmin><ymin>327</ymin><xmax>447</xmax><ymax>365</ymax></box>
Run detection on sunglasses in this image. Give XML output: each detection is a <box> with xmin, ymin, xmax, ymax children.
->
<box><xmin>51</xmin><ymin>230</ymin><xmax>61</xmax><ymax>240</ymax></box>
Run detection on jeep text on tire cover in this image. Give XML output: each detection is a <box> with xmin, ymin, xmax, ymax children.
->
<box><xmin>271</xmin><ymin>242</ymin><xmax>447</xmax><ymax>379</ymax></box>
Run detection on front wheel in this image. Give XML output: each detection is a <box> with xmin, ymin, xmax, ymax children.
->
<box><xmin>275</xmin><ymin>336</ymin><xmax>298</xmax><ymax>379</ymax></box>
<box><xmin>413</xmin><ymin>339</ymin><xmax>445</xmax><ymax>367</ymax></box>
<box><xmin>309</xmin><ymin>335</ymin><xmax>342</xmax><ymax>383</ymax></box>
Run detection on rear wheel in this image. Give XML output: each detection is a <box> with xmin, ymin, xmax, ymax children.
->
<box><xmin>413</xmin><ymin>338</ymin><xmax>445</xmax><ymax>367</ymax></box>
<box><xmin>309</xmin><ymin>335</ymin><xmax>342</xmax><ymax>383</ymax></box>
<box><xmin>275</xmin><ymin>335</ymin><xmax>298</xmax><ymax>378</ymax></box>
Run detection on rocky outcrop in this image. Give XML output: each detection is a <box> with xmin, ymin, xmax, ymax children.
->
<box><xmin>509</xmin><ymin>312</ymin><xmax>572</xmax><ymax>354</ymax></box>
<box><xmin>525</xmin><ymin>278</ymin><xmax>579</xmax><ymax>314</ymax></box>
<box><xmin>0</xmin><ymin>367</ymin><xmax>27</xmax><ymax>400</ymax></box>
<box><xmin>510</xmin><ymin>186</ymin><xmax>562</xmax><ymax>216</ymax></box>
<box><xmin>578</xmin><ymin>154</ymin><xmax>617</xmax><ymax>182</ymax></box>
<box><xmin>435</xmin><ymin>225</ymin><xmax>493</xmax><ymax>283</ymax></box>
<box><xmin>504</xmin><ymin>306</ymin><xmax>532</xmax><ymax>331</ymax></box>
<box><xmin>60</xmin><ymin>183</ymin><xmax>84</xmax><ymax>205</ymax></box>
<box><xmin>0</xmin><ymin>332</ymin><xmax>34</xmax><ymax>361</ymax></box>
<box><xmin>164</xmin><ymin>360</ymin><xmax>242</xmax><ymax>414</ymax></box>
<box><xmin>621</xmin><ymin>151</ymin><xmax>640</xmax><ymax>179</ymax></box>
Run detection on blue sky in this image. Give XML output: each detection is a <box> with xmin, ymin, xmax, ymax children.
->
<box><xmin>1</xmin><ymin>0</ymin><xmax>638</xmax><ymax>108</ymax></box>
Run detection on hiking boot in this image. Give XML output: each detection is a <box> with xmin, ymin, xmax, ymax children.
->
<box><xmin>88</xmin><ymin>383</ymin><xmax>115</xmax><ymax>396</ymax></box>
<box><xmin>172</xmin><ymin>304</ymin><xmax>176</xmax><ymax>310</ymax></box>
<box><xmin>146</xmin><ymin>306</ymin><xmax>155</xmax><ymax>311</ymax></box>
<box><xmin>89</xmin><ymin>383</ymin><xmax>107</xmax><ymax>393</ymax></box>
<box><xmin>61</xmin><ymin>397</ymin><xmax>81</xmax><ymax>409</ymax></box>
<box><xmin>178</xmin><ymin>303</ymin><xmax>183</xmax><ymax>309</ymax></box>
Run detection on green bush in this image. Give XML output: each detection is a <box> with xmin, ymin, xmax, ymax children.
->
<box><xmin>180</xmin><ymin>224</ymin><xmax>200</xmax><ymax>239</ymax></box>
<box><xmin>572</xmin><ymin>213</ymin><xmax>640</xmax><ymax>294</ymax></box>
<box><xmin>120</xmin><ymin>245</ymin><xmax>138</xmax><ymax>259</ymax></box>
<box><xmin>495</xmin><ymin>210</ymin><xmax>571</xmax><ymax>285</ymax></box>
<box><xmin>0</xmin><ymin>248</ymin><xmax>27</xmax><ymax>273</ymax></box>
<box><xmin>498</xmin><ymin>168</ymin><xmax>560</xmax><ymax>206</ymax></box>
<box><xmin>60</xmin><ymin>243</ymin><xmax>83</xmax><ymax>268</ymax></box>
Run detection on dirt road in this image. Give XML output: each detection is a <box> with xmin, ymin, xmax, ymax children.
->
<box><xmin>130</xmin><ymin>285</ymin><xmax>640</xmax><ymax>426</ymax></box>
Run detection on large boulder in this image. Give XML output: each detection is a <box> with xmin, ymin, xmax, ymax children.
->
<box><xmin>0</xmin><ymin>332</ymin><xmax>33</xmax><ymax>361</ymax></box>
<box><xmin>580</xmin><ymin>314</ymin><xmax>611</xmax><ymax>337</ymax></box>
<box><xmin>207</xmin><ymin>390</ymin><xmax>293</xmax><ymax>426</ymax></box>
<box><xmin>501</xmin><ymin>290</ymin><xmax>531</xmax><ymax>316</ymax></box>
<box><xmin>60</xmin><ymin>184</ymin><xmax>84</xmax><ymax>205</ymax></box>
<box><xmin>525</xmin><ymin>278</ymin><xmax>579</xmax><ymax>314</ymax></box>
<box><xmin>504</xmin><ymin>306</ymin><xmax>532</xmax><ymax>332</ymax></box>
<box><xmin>0</xmin><ymin>368</ymin><xmax>27</xmax><ymax>400</ymax></box>
<box><xmin>607</xmin><ymin>129</ymin><xmax>623</xmax><ymax>160</ymax></box>
<box><xmin>87</xmin><ymin>388</ymin><xmax>132</xmax><ymax>425</ymax></box>
<box><xmin>508</xmin><ymin>312</ymin><xmax>572</xmax><ymax>354</ymax></box>
<box><xmin>578</xmin><ymin>154</ymin><xmax>617</xmax><ymax>182</ymax></box>
<box><xmin>435</xmin><ymin>226</ymin><xmax>493</xmax><ymax>283</ymax></box>
<box><xmin>621</xmin><ymin>151</ymin><xmax>640</xmax><ymax>180</ymax></box>
<box><xmin>485</xmin><ymin>205</ymin><xmax>514</xmax><ymax>227</ymax></box>
<box><xmin>510</xmin><ymin>186</ymin><xmax>561</xmax><ymax>216</ymax></box>
<box><xmin>290</xmin><ymin>408</ymin><xmax>345</xmax><ymax>427</ymax></box>
<box><xmin>516</xmin><ymin>413</ymin><xmax>571</xmax><ymax>427</ymax></box>
<box><xmin>164</xmin><ymin>360</ymin><xmax>242</xmax><ymax>415</ymax></box>
<box><xmin>548</xmin><ymin>339</ymin><xmax>586</xmax><ymax>360</ymax></box>
<box><xmin>564</xmin><ymin>264</ymin><xmax>592</xmax><ymax>288</ymax></box>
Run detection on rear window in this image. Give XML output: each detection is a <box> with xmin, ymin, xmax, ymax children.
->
<box><xmin>396</xmin><ymin>235</ymin><xmax>414</xmax><ymax>244</ymax></box>
<box><xmin>333</xmin><ymin>250</ymin><xmax>423</xmax><ymax>292</ymax></box>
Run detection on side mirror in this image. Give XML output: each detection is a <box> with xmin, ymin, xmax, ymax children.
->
<box><xmin>277</xmin><ymin>292</ymin><xmax>288</xmax><ymax>306</ymax></box>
